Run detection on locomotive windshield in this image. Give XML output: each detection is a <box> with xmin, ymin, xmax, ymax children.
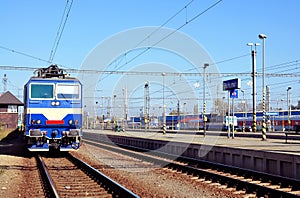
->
<box><xmin>56</xmin><ymin>84</ymin><xmax>80</xmax><ymax>100</ymax></box>
<box><xmin>30</xmin><ymin>83</ymin><xmax>80</xmax><ymax>100</ymax></box>
<box><xmin>30</xmin><ymin>84</ymin><xmax>54</xmax><ymax>99</ymax></box>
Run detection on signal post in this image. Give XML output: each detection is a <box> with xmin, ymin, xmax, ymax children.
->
<box><xmin>223</xmin><ymin>78</ymin><xmax>241</xmax><ymax>139</ymax></box>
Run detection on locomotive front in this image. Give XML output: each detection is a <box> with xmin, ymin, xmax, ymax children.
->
<box><xmin>23</xmin><ymin>65</ymin><xmax>83</xmax><ymax>151</ymax></box>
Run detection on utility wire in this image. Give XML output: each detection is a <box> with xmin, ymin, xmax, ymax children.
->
<box><xmin>265</xmin><ymin>59</ymin><xmax>300</xmax><ymax>71</ymax></box>
<box><xmin>184</xmin><ymin>53</ymin><xmax>250</xmax><ymax>72</ymax></box>
<box><xmin>48</xmin><ymin>0</ymin><xmax>73</xmax><ymax>63</ymax></box>
<box><xmin>132</xmin><ymin>0</ymin><xmax>195</xmax><ymax>50</ymax></box>
<box><xmin>99</xmin><ymin>0</ymin><xmax>222</xmax><ymax>84</ymax></box>
<box><xmin>111</xmin><ymin>0</ymin><xmax>223</xmax><ymax>72</ymax></box>
<box><xmin>2</xmin><ymin>65</ymin><xmax>300</xmax><ymax>78</ymax></box>
<box><xmin>103</xmin><ymin>0</ymin><xmax>196</xmax><ymax>80</ymax></box>
<box><xmin>0</xmin><ymin>45</ymin><xmax>50</xmax><ymax>64</ymax></box>
<box><xmin>1</xmin><ymin>0</ymin><xmax>221</xmax><ymax>73</ymax></box>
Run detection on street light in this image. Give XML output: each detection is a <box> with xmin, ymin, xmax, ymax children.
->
<box><xmin>102</xmin><ymin>96</ymin><xmax>105</xmax><ymax>129</ymax></box>
<box><xmin>247</xmin><ymin>43</ymin><xmax>260</xmax><ymax>51</ymax></box>
<box><xmin>194</xmin><ymin>81</ymin><xmax>200</xmax><ymax>131</ymax></box>
<box><xmin>287</xmin><ymin>87</ymin><xmax>292</xmax><ymax>132</ymax></box>
<box><xmin>203</xmin><ymin>63</ymin><xmax>209</xmax><ymax>137</ymax></box>
<box><xmin>183</xmin><ymin>102</ymin><xmax>186</xmax><ymax>129</ymax></box>
<box><xmin>281</xmin><ymin>98</ymin><xmax>285</xmax><ymax>131</ymax></box>
<box><xmin>241</xmin><ymin>89</ymin><xmax>245</xmax><ymax>132</ymax></box>
<box><xmin>259</xmin><ymin>33</ymin><xmax>267</xmax><ymax>140</ymax></box>
<box><xmin>144</xmin><ymin>81</ymin><xmax>150</xmax><ymax>130</ymax></box>
<box><xmin>113</xmin><ymin>95</ymin><xmax>117</xmax><ymax>129</ymax></box>
<box><xmin>122</xmin><ymin>88</ymin><xmax>128</xmax><ymax>130</ymax></box>
<box><xmin>247</xmin><ymin>42</ymin><xmax>260</xmax><ymax>133</ymax></box>
<box><xmin>162</xmin><ymin>73</ymin><xmax>166</xmax><ymax>133</ymax></box>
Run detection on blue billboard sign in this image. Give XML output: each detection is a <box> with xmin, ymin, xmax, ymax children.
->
<box><xmin>230</xmin><ymin>89</ymin><xmax>238</xmax><ymax>98</ymax></box>
<box><xmin>223</xmin><ymin>78</ymin><xmax>241</xmax><ymax>91</ymax></box>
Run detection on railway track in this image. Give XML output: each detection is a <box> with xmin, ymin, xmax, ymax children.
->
<box><xmin>35</xmin><ymin>153</ymin><xmax>139</xmax><ymax>198</ymax></box>
<box><xmin>85</xmin><ymin>137</ymin><xmax>300</xmax><ymax>197</ymax></box>
<box><xmin>16</xmin><ymin>158</ymin><xmax>47</xmax><ymax>197</ymax></box>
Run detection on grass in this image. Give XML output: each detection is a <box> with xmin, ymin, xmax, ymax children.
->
<box><xmin>0</xmin><ymin>128</ymin><xmax>15</xmax><ymax>141</ymax></box>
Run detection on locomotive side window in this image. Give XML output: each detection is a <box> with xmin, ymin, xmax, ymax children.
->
<box><xmin>56</xmin><ymin>84</ymin><xmax>80</xmax><ymax>99</ymax></box>
<box><xmin>30</xmin><ymin>84</ymin><xmax>54</xmax><ymax>99</ymax></box>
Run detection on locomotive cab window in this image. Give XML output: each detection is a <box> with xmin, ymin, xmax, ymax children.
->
<box><xmin>30</xmin><ymin>84</ymin><xmax>54</xmax><ymax>99</ymax></box>
<box><xmin>56</xmin><ymin>84</ymin><xmax>80</xmax><ymax>100</ymax></box>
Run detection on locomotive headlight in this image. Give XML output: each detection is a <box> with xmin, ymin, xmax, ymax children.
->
<box><xmin>75</xmin><ymin>120</ymin><xmax>79</xmax><ymax>125</ymax></box>
<box><xmin>68</xmin><ymin>120</ymin><xmax>73</xmax><ymax>125</ymax></box>
<box><xmin>31</xmin><ymin>120</ymin><xmax>35</xmax><ymax>124</ymax></box>
<box><xmin>51</xmin><ymin>101</ymin><xmax>56</xmax><ymax>106</ymax></box>
<box><xmin>55</xmin><ymin>101</ymin><xmax>60</xmax><ymax>106</ymax></box>
<box><xmin>36</xmin><ymin>120</ymin><xmax>41</xmax><ymax>124</ymax></box>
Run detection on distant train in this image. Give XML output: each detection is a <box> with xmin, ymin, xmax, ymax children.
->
<box><xmin>23</xmin><ymin>65</ymin><xmax>83</xmax><ymax>151</ymax></box>
<box><xmin>236</xmin><ymin>114</ymin><xmax>300</xmax><ymax>132</ymax></box>
<box><xmin>128</xmin><ymin>111</ymin><xmax>300</xmax><ymax>132</ymax></box>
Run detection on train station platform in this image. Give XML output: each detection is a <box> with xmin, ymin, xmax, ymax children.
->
<box><xmin>83</xmin><ymin>129</ymin><xmax>300</xmax><ymax>180</ymax></box>
<box><xmin>85</xmin><ymin>129</ymin><xmax>300</xmax><ymax>155</ymax></box>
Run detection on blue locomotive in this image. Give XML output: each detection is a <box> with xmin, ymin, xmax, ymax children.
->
<box><xmin>23</xmin><ymin>65</ymin><xmax>82</xmax><ymax>151</ymax></box>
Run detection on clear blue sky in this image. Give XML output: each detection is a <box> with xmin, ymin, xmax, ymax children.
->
<box><xmin>1</xmin><ymin>0</ymin><xmax>299</xmax><ymax>112</ymax></box>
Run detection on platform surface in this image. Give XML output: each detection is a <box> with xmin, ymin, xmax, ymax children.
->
<box><xmin>84</xmin><ymin>129</ymin><xmax>300</xmax><ymax>156</ymax></box>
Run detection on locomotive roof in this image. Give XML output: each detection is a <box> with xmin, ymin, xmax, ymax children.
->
<box><xmin>29</xmin><ymin>76</ymin><xmax>78</xmax><ymax>80</ymax></box>
<box><xmin>27</xmin><ymin>76</ymin><xmax>81</xmax><ymax>84</ymax></box>
<box><xmin>25</xmin><ymin>65</ymin><xmax>81</xmax><ymax>85</ymax></box>
<box><xmin>33</xmin><ymin>64</ymin><xmax>78</xmax><ymax>79</ymax></box>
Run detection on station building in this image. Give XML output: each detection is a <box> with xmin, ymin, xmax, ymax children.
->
<box><xmin>0</xmin><ymin>91</ymin><xmax>23</xmax><ymax>129</ymax></box>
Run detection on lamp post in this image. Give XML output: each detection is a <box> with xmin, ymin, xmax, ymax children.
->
<box><xmin>287</xmin><ymin>87</ymin><xmax>292</xmax><ymax>133</ymax></box>
<box><xmin>222</xmin><ymin>96</ymin><xmax>225</xmax><ymax>130</ymax></box>
<box><xmin>203</xmin><ymin>63</ymin><xmax>209</xmax><ymax>136</ymax></box>
<box><xmin>241</xmin><ymin>89</ymin><xmax>245</xmax><ymax>132</ymax></box>
<box><xmin>170</xmin><ymin>101</ymin><xmax>174</xmax><ymax>130</ymax></box>
<box><xmin>101</xmin><ymin>96</ymin><xmax>104</xmax><ymax>129</ymax></box>
<box><xmin>259</xmin><ymin>33</ymin><xmax>267</xmax><ymax>140</ymax></box>
<box><xmin>122</xmin><ymin>88</ymin><xmax>128</xmax><ymax>131</ymax></box>
<box><xmin>281</xmin><ymin>99</ymin><xmax>285</xmax><ymax>131</ymax></box>
<box><xmin>247</xmin><ymin>42</ymin><xmax>260</xmax><ymax>133</ymax></box>
<box><xmin>113</xmin><ymin>95</ymin><xmax>116</xmax><ymax>129</ymax></box>
<box><xmin>144</xmin><ymin>81</ymin><xmax>150</xmax><ymax>130</ymax></box>
<box><xmin>162</xmin><ymin>73</ymin><xmax>166</xmax><ymax>133</ymax></box>
<box><xmin>194</xmin><ymin>81</ymin><xmax>200</xmax><ymax>131</ymax></box>
<box><xmin>183</xmin><ymin>102</ymin><xmax>186</xmax><ymax>129</ymax></box>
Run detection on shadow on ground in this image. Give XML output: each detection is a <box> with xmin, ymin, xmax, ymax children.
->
<box><xmin>0</xmin><ymin>129</ymin><xmax>31</xmax><ymax>158</ymax></box>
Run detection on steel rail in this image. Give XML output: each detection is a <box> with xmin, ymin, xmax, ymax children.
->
<box><xmin>36</xmin><ymin>154</ymin><xmax>60</xmax><ymax>198</ymax></box>
<box><xmin>84</xmin><ymin>137</ymin><xmax>300</xmax><ymax>197</ymax></box>
<box><xmin>66</xmin><ymin>153</ymin><xmax>140</xmax><ymax>198</ymax></box>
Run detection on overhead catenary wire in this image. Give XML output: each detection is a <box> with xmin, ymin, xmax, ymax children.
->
<box><xmin>48</xmin><ymin>0</ymin><xmax>73</xmax><ymax>63</ymax></box>
<box><xmin>1</xmin><ymin>0</ymin><xmax>222</xmax><ymax>73</ymax></box>
<box><xmin>101</xmin><ymin>0</ymin><xmax>196</xmax><ymax>81</ymax></box>
<box><xmin>109</xmin><ymin>0</ymin><xmax>223</xmax><ymax>73</ymax></box>
<box><xmin>184</xmin><ymin>53</ymin><xmax>250</xmax><ymax>72</ymax></box>
<box><xmin>132</xmin><ymin>0</ymin><xmax>195</xmax><ymax>50</ymax></box>
<box><xmin>2</xmin><ymin>65</ymin><xmax>300</xmax><ymax>78</ymax></box>
<box><xmin>0</xmin><ymin>45</ymin><xmax>51</xmax><ymax>64</ymax></box>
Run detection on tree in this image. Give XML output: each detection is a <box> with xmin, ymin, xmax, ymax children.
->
<box><xmin>193</xmin><ymin>104</ymin><xmax>199</xmax><ymax>115</ymax></box>
<box><xmin>213</xmin><ymin>98</ymin><xmax>227</xmax><ymax>115</ymax></box>
<box><xmin>169</xmin><ymin>110</ymin><xmax>178</xmax><ymax>115</ymax></box>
